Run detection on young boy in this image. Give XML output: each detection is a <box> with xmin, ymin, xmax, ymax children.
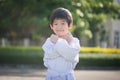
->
<box><xmin>42</xmin><ymin>7</ymin><xmax>80</xmax><ymax>80</ymax></box>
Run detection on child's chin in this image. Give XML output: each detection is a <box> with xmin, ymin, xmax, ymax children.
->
<box><xmin>58</xmin><ymin>35</ymin><xmax>64</xmax><ymax>38</ymax></box>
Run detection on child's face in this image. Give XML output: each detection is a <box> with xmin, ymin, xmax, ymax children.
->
<box><xmin>50</xmin><ymin>18</ymin><xmax>71</xmax><ymax>38</ymax></box>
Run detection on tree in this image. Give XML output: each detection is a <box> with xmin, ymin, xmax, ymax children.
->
<box><xmin>71</xmin><ymin>0</ymin><xmax>120</xmax><ymax>46</ymax></box>
<box><xmin>0</xmin><ymin>0</ymin><xmax>120</xmax><ymax>46</ymax></box>
<box><xmin>0</xmin><ymin>0</ymin><xmax>73</xmax><ymax>39</ymax></box>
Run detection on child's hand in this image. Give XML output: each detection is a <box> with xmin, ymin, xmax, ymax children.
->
<box><xmin>50</xmin><ymin>34</ymin><xmax>58</xmax><ymax>43</ymax></box>
<box><xmin>64</xmin><ymin>32</ymin><xmax>73</xmax><ymax>44</ymax></box>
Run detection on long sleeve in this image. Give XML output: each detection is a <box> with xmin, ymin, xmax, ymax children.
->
<box><xmin>54</xmin><ymin>38</ymin><xmax>80</xmax><ymax>62</ymax></box>
<box><xmin>42</xmin><ymin>38</ymin><xmax>60</xmax><ymax>59</ymax></box>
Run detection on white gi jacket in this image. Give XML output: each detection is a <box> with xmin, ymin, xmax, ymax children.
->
<box><xmin>42</xmin><ymin>38</ymin><xmax>80</xmax><ymax>80</ymax></box>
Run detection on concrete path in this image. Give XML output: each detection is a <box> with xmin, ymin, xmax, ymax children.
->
<box><xmin>0</xmin><ymin>67</ymin><xmax>120</xmax><ymax>80</ymax></box>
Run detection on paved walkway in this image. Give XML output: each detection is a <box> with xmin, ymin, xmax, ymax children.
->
<box><xmin>0</xmin><ymin>67</ymin><xmax>120</xmax><ymax>80</ymax></box>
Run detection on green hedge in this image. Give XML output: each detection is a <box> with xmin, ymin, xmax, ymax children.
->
<box><xmin>77</xmin><ymin>53</ymin><xmax>120</xmax><ymax>68</ymax></box>
<box><xmin>0</xmin><ymin>46</ymin><xmax>120</xmax><ymax>68</ymax></box>
<box><xmin>0</xmin><ymin>46</ymin><xmax>44</xmax><ymax>65</ymax></box>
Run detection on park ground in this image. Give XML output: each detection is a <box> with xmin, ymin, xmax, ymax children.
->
<box><xmin>0</xmin><ymin>66</ymin><xmax>120</xmax><ymax>80</ymax></box>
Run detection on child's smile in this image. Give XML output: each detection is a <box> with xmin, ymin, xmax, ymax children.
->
<box><xmin>50</xmin><ymin>19</ymin><xmax>70</xmax><ymax>38</ymax></box>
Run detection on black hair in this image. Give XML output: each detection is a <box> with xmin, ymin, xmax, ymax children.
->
<box><xmin>50</xmin><ymin>8</ymin><xmax>73</xmax><ymax>26</ymax></box>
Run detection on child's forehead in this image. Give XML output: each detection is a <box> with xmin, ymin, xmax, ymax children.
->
<box><xmin>53</xmin><ymin>18</ymin><xmax>67</xmax><ymax>22</ymax></box>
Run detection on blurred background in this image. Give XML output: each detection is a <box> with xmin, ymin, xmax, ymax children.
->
<box><xmin>0</xmin><ymin>0</ymin><xmax>120</xmax><ymax>68</ymax></box>
<box><xmin>0</xmin><ymin>0</ymin><xmax>120</xmax><ymax>48</ymax></box>
<box><xmin>0</xmin><ymin>0</ymin><xmax>120</xmax><ymax>80</ymax></box>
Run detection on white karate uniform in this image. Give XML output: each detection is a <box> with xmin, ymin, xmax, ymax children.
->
<box><xmin>42</xmin><ymin>38</ymin><xmax>80</xmax><ymax>80</ymax></box>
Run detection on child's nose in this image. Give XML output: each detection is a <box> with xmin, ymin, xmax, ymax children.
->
<box><xmin>58</xmin><ymin>24</ymin><xmax>62</xmax><ymax>28</ymax></box>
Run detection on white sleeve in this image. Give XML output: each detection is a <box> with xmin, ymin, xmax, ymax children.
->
<box><xmin>54</xmin><ymin>38</ymin><xmax>80</xmax><ymax>62</ymax></box>
<box><xmin>42</xmin><ymin>38</ymin><xmax>60</xmax><ymax>59</ymax></box>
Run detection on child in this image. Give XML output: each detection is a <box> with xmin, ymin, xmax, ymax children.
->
<box><xmin>42</xmin><ymin>7</ymin><xmax>80</xmax><ymax>80</ymax></box>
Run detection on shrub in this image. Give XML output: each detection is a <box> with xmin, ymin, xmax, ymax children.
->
<box><xmin>0</xmin><ymin>46</ymin><xmax>44</xmax><ymax>65</ymax></box>
<box><xmin>80</xmin><ymin>47</ymin><xmax>120</xmax><ymax>53</ymax></box>
<box><xmin>0</xmin><ymin>46</ymin><xmax>120</xmax><ymax>68</ymax></box>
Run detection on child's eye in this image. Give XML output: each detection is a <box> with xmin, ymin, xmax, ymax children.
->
<box><xmin>54</xmin><ymin>23</ymin><xmax>57</xmax><ymax>25</ymax></box>
<box><xmin>62</xmin><ymin>23</ymin><xmax>65</xmax><ymax>25</ymax></box>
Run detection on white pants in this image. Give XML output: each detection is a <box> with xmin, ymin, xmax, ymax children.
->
<box><xmin>45</xmin><ymin>69</ymin><xmax>76</xmax><ymax>80</ymax></box>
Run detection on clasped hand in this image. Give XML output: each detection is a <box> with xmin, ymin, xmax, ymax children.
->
<box><xmin>50</xmin><ymin>32</ymin><xmax>73</xmax><ymax>44</ymax></box>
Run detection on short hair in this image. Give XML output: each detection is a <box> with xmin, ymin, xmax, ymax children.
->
<box><xmin>50</xmin><ymin>8</ymin><xmax>73</xmax><ymax>26</ymax></box>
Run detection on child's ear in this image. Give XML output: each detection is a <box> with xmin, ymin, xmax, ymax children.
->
<box><xmin>50</xmin><ymin>24</ymin><xmax>53</xmax><ymax>29</ymax></box>
<box><xmin>69</xmin><ymin>23</ymin><xmax>72</xmax><ymax>29</ymax></box>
